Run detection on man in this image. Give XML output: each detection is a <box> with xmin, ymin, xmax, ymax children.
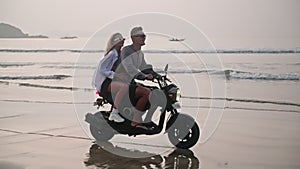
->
<box><xmin>118</xmin><ymin>26</ymin><xmax>158</xmax><ymax>130</ymax></box>
<box><xmin>120</xmin><ymin>26</ymin><xmax>154</xmax><ymax>81</ymax></box>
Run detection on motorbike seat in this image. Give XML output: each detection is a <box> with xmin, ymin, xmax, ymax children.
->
<box><xmin>96</xmin><ymin>82</ymin><xmax>154</xmax><ymax>111</ymax></box>
<box><xmin>97</xmin><ymin>91</ymin><xmax>114</xmax><ymax>105</ymax></box>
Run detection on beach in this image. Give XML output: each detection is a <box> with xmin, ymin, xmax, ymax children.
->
<box><xmin>1</xmin><ymin>38</ymin><xmax>300</xmax><ymax>169</ymax></box>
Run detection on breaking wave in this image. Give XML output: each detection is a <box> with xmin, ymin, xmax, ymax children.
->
<box><xmin>0</xmin><ymin>74</ymin><xmax>71</xmax><ymax>80</ymax></box>
<box><xmin>182</xmin><ymin>96</ymin><xmax>300</xmax><ymax>107</ymax></box>
<box><xmin>0</xmin><ymin>48</ymin><xmax>299</xmax><ymax>54</ymax></box>
<box><xmin>0</xmin><ymin>80</ymin><xmax>93</xmax><ymax>91</ymax></box>
<box><xmin>155</xmin><ymin>69</ymin><xmax>210</xmax><ymax>74</ymax></box>
<box><xmin>0</xmin><ymin>49</ymin><xmax>103</xmax><ymax>53</ymax></box>
<box><xmin>157</xmin><ymin>69</ymin><xmax>300</xmax><ymax>81</ymax></box>
<box><xmin>0</xmin><ymin>70</ymin><xmax>298</xmax><ymax>82</ymax></box>
<box><xmin>0</xmin><ymin>63</ymin><xmax>35</xmax><ymax>68</ymax></box>
<box><xmin>41</xmin><ymin>65</ymin><xmax>95</xmax><ymax>70</ymax></box>
<box><xmin>226</xmin><ymin>70</ymin><xmax>300</xmax><ymax>81</ymax></box>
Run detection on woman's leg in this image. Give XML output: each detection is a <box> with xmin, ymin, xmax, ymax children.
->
<box><xmin>105</xmin><ymin>81</ymin><xmax>127</xmax><ymax>123</ymax></box>
<box><xmin>110</xmin><ymin>81</ymin><xmax>128</xmax><ymax>108</ymax></box>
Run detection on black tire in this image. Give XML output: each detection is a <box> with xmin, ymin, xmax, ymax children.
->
<box><xmin>167</xmin><ymin>119</ymin><xmax>200</xmax><ymax>149</ymax></box>
<box><xmin>90</xmin><ymin>125</ymin><xmax>114</xmax><ymax>141</ymax></box>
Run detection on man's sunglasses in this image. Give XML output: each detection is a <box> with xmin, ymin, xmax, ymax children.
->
<box><xmin>134</xmin><ymin>34</ymin><xmax>146</xmax><ymax>38</ymax></box>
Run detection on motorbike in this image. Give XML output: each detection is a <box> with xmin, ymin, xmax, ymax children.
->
<box><xmin>85</xmin><ymin>64</ymin><xmax>200</xmax><ymax>149</ymax></box>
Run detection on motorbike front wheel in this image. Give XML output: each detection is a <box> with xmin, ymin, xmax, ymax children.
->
<box><xmin>167</xmin><ymin>115</ymin><xmax>200</xmax><ymax>149</ymax></box>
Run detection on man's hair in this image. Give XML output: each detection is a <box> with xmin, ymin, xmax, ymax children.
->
<box><xmin>130</xmin><ymin>26</ymin><xmax>144</xmax><ymax>36</ymax></box>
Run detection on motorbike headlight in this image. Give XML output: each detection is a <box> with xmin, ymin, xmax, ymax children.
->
<box><xmin>176</xmin><ymin>89</ymin><xmax>181</xmax><ymax>101</ymax></box>
<box><xmin>166</xmin><ymin>85</ymin><xmax>180</xmax><ymax>102</ymax></box>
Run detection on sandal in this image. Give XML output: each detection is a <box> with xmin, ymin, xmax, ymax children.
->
<box><xmin>143</xmin><ymin>121</ymin><xmax>158</xmax><ymax>128</ymax></box>
<box><xmin>131</xmin><ymin>122</ymin><xmax>151</xmax><ymax>130</ymax></box>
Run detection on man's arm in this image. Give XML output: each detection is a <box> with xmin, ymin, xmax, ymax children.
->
<box><xmin>140</xmin><ymin>56</ymin><xmax>159</xmax><ymax>79</ymax></box>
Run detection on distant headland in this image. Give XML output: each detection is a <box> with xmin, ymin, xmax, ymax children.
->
<box><xmin>0</xmin><ymin>23</ymin><xmax>48</xmax><ymax>38</ymax></box>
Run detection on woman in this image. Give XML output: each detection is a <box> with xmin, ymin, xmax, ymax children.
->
<box><xmin>92</xmin><ymin>33</ymin><xmax>127</xmax><ymax>123</ymax></box>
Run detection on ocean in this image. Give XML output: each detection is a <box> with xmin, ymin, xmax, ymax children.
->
<box><xmin>1</xmin><ymin>38</ymin><xmax>299</xmax><ymax>107</ymax></box>
<box><xmin>0</xmin><ymin>38</ymin><xmax>300</xmax><ymax>168</ymax></box>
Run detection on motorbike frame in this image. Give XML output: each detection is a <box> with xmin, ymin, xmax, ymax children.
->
<box><xmin>92</xmin><ymin>75</ymin><xmax>182</xmax><ymax>136</ymax></box>
<box><xmin>87</xmin><ymin>65</ymin><xmax>200</xmax><ymax>148</ymax></box>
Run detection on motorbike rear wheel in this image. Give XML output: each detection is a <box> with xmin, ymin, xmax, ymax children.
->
<box><xmin>90</xmin><ymin>125</ymin><xmax>114</xmax><ymax>141</ymax></box>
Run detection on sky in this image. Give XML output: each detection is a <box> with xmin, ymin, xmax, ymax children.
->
<box><xmin>1</xmin><ymin>0</ymin><xmax>300</xmax><ymax>48</ymax></box>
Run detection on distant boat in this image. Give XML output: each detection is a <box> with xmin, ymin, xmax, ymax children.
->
<box><xmin>60</xmin><ymin>36</ymin><xmax>78</xmax><ymax>39</ymax></box>
<box><xmin>169</xmin><ymin>37</ymin><xmax>185</xmax><ymax>42</ymax></box>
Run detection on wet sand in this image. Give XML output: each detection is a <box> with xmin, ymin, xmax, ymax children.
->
<box><xmin>1</xmin><ymin>83</ymin><xmax>300</xmax><ymax>169</ymax></box>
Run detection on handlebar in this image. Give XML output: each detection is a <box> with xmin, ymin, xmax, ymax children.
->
<box><xmin>154</xmin><ymin>74</ymin><xmax>171</xmax><ymax>83</ymax></box>
<box><xmin>131</xmin><ymin>73</ymin><xmax>171</xmax><ymax>85</ymax></box>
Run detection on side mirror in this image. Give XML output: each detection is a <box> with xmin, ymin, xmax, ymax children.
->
<box><xmin>164</xmin><ymin>64</ymin><xmax>169</xmax><ymax>74</ymax></box>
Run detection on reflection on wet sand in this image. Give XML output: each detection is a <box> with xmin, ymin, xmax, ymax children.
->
<box><xmin>84</xmin><ymin>142</ymin><xmax>200</xmax><ymax>169</ymax></box>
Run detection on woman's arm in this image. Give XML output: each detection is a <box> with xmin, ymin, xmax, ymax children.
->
<box><xmin>99</xmin><ymin>51</ymin><xmax>116</xmax><ymax>79</ymax></box>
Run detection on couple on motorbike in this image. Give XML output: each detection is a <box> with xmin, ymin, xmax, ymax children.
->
<box><xmin>92</xmin><ymin>26</ymin><xmax>158</xmax><ymax>130</ymax></box>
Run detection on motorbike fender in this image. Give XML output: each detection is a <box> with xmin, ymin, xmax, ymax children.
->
<box><xmin>85</xmin><ymin>112</ymin><xmax>106</xmax><ymax>130</ymax></box>
<box><xmin>166</xmin><ymin>113</ymin><xmax>196</xmax><ymax>132</ymax></box>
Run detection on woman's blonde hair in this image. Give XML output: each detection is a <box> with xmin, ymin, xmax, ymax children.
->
<box><xmin>104</xmin><ymin>33</ymin><xmax>125</xmax><ymax>56</ymax></box>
